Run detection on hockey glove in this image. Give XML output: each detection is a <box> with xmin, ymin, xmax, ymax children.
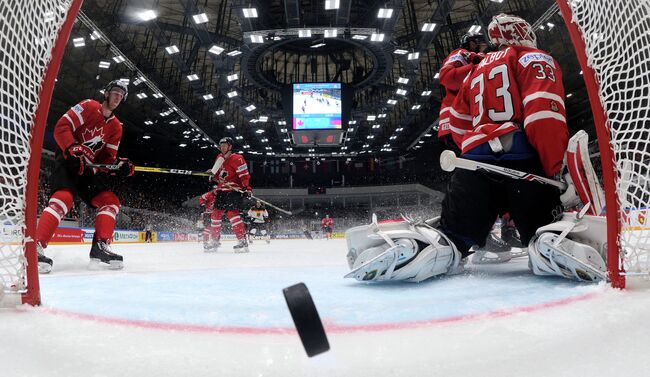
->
<box><xmin>556</xmin><ymin>171</ymin><xmax>581</xmax><ymax>209</ymax></box>
<box><xmin>115</xmin><ymin>157</ymin><xmax>135</xmax><ymax>177</ymax></box>
<box><xmin>243</xmin><ymin>186</ymin><xmax>253</xmax><ymax>198</ymax></box>
<box><xmin>64</xmin><ymin>144</ymin><xmax>86</xmax><ymax>175</ymax></box>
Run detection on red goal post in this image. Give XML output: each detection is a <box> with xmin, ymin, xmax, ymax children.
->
<box><xmin>556</xmin><ymin>0</ymin><xmax>650</xmax><ymax>288</ymax></box>
<box><xmin>0</xmin><ymin>0</ymin><xmax>84</xmax><ymax>306</ymax></box>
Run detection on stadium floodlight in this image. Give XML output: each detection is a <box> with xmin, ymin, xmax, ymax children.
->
<box><xmin>490</xmin><ymin>0</ymin><xmax>505</xmax><ymax>3</ymax></box>
<box><xmin>242</xmin><ymin>8</ymin><xmax>258</xmax><ymax>18</ymax></box>
<box><xmin>421</xmin><ymin>90</ymin><xmax>432</xmax><ymax>96</ymax></box>
<box><xmin>187</xmin><ymin>74</ymin><xmax>199</xmax><ymax>81</ymax></box>
<box><xmin>112</xmin><ymin>55</ymin><xmax>125</xmax><ymax>64</ymax></box>
<box><xmin>193</xmin><ymin>13</ymin><xmax>208</xmax><ymax>24</ymax></box>
<box><xmin>396</xmin><ymin>88</ymin><xmax>407</xmax><ymax>95</ymax></box>
<box><xmin>395</xmin><ymin>127</ymin><xmax>404</xmax><ymax>132</ymax></box>
<box><xmin>144</xmin><ymin>120</ymin><xmax>153</xmax><ymax>125</ymax></box>
<box><xmin>227</xmin><ymin>73</ymin><xmax>239</xmax><ymax>82</ymax></box>
<box><xmin>142</xmin><ymin>135</ymin><xmax>151</xmax><ymax>139</ymax></box>
<box><xmin>259</xmin><ymin>116</ymin><xmax>269</xmax><ymax>122</ymax></box>
<box><xmin>245</xmin><ymin>104</ymin><xmax>257</xmax><ymax>112</ymax></box>
<box><xmin>418</xmin><ymin>140</ymin><xmax>424</xmax><ymax>144</ymax></box>
<box><xmin>136</xmin><ymin>93</ymin><xmax>148</xmax><ymax>99</ymax></box>
<box><xmin>280</xmin><ymin>128</ymin><xmax>288</xmax><ymax>133</ymax></box>
<box><xmin>118</xmin><ymin>78</ymin><xmax>130</xmax><ymax>85</ymax></box>
<box><xmin>394</xmin><ymin>48</ymin><xmax>408</xmax><ymax>55</ymax></box>
<box><xmin>348</xmin><ymin>120</ymin><xmax>357</xmax><ymax>125</ymax></box>
<box><xmin>372</xmin><ymin>124</ymin><xmax>381</xmax><ymax>129</ymax></box>
<box><xmin>325</xmin><ymin>0</ymin><xmax>340</xmax><ymax>10</ymax></box>
<box><xmin>179</xmin><ymin>143</ymin><xmax>187</xmax><ymax>147</ymax></box>
<box><xmin>434</xmin><ymin>72</ymin><xmax>440</xmax><ymax>79</ymax></box>
<box><xmin>389</xmin><ymin>136</ymin><xmax>397</xmax><ymax>140</ymax></box>
<box><xmin>468</xmin><ymin>25</ymin><xmax>481</xmax><ymax>34</ymax></box>
<box><xmin>236</xmin><ymin>136</ymin><xmax>244</xmax><ymax>140</ymax></box>
<box><xmin>377</xmin><ymin>8</ymin><xmax>393</xmax><ymax>18</ymax></box>
<box><xmin>378</xmin><ymin>113</ymin><xmax>387</xmax><ymax>118</ymax></box>
<box><xmin>547</xmin><ymin>22</ymin><xmax>555</xmax><ymax>30</ymax></box>
<box><xmin>278</xmin><ymin>120</ymin><xmax>287</xmax><ymax>125</ymax></box>
<box><xmin>98</xmin><ymin>60</ymin><xmax>110</xmax><ymax>69</ymax></box>
<box><xmin>367</xmin><ymin>135</ymin><xmax>375</xmax><ymax>139</ymax></box>
<box><xmin>362</xmin><ymin>144</ymin><xmax>370</xmax><ymax>148</ymax></box>
<box><xmin>397</xmin><ymin>77</ymin><xmax>409</xmax><ymax>84</ymax></box>
<box><xmin>366</xmin><ymin>115</ymin><xmax>376</xmax><ymax>121</ymax></box>
<box><xmin>299</xmin><ymin>29</ymin><xmax>312</xmax><ymax>38</ymax></box>
<box><xmin>348</xmin><ymin>127</ymin><xmax>354</xmax><ymax>132</ymax></box>
<box><xmin>90</xmin><ymin>30</ymin><xmax>101</xmax><ymax>40</ymax></box>
<box><xmin>227</xmin><ymin>50</ymin><xmax>242</xmax><ymax>57</ymax></box>
<box><xmin>203</xmin><ymin>94</ymin><xmax>214</xmax><ymax>100</ymax></box>
<box><xmin>310</xmin><ymin>42</ymin><xmax>326</xmax><ymax>48</ymax></box>
<box><xmin>411</xmin><ymin>104</ymin><xmax>421</xmax><ymax>110</ymax></box>
<box><xmin>138</xmin><ymin>10</ymin><xmax>157</xmax><ymax>21</ymax></box>
<box><xmin>133</xmin><ymin>76</ymin><xmax>146</xmax><ymax>86</ymax></box>
<box><xmin>352</xmin><ymin>35</ymin><xmax>368</xmax><ymax>40</ymax></box>
<box><xmin>261</xmin><ymin>138</ymin><xmax>268</xmax><ymax>142</ymax></box>
<box><xmin>152</xmin><ymin>93</ymin><xmax>163</xmax><ymax>98</ymax></box>
<box><xmin>324</xmin><ymin>29</ymin><xmax>338</xmax><ymax>38</ymax></box>
<box><xmin>227</xmin><ymin>90</ymin><xmax>238</xmax><ymax>98</ymax></box>
<box><xmin>407</xmin><ymin>52</ymin><xmax>420</xmax><ymax>60</ymax></box>
<box><xmin>215</xmin><ymin>109</ymin><xmax>225</xmax><ymax>115</ymax></box>
<box><xmin>387</xmin><ymin>99</ymin><xmax>397</xmax><ymax>105</ymax></box>
<box><xmin>423</xmin><ymin>133</ymin><xmax>432</xmax><ymax>137</ymax></box>
<box><xmin>421</xmin><ymin>23</ymin><xmax>437</xmax><ymax>32</ymax></box>
<box><xmin>226</xmin><ymin>124</ymin><xmax>235</xmax><ymax>129</ymax></box>
<box><xmin>72</xmin><ymin>37</ymin><xmax>85</xmax><ymax>47</ymax></box>
<box><xmin>250</xmin><ymin>34</ymin><xmax>264</xmax><ymax>43</ymax></box>
<box><xmin>165</xmin><ymin>45</ymin><xmax>180</xmax><ymax>54</ymax></box>
<box><xmin>209</xmin><ymin>45</ymin><xmax>224</xmax><ymax>55</ymax></box>
<box><xmin>370</xmin><ymin>33</ymin><xmax>385</xmax><ymax>42</ymax></box>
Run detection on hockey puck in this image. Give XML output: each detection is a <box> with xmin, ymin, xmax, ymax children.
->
<box><xmin>283</xmin><ymin>282</ymin><xmax>330</xmax><ymax>357</ymax></box>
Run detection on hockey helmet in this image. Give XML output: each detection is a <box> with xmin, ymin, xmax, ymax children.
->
<box><xmin>460</xmin><ymin>32</ymin><xmax>486</xmax><ymax>50</ymax></box>
<box><xmin>487</xmin><ymin>13</ymin><xmax>537</xmax><ymax>49</ymax></box>
<box><xmin>219</xmin><ymin>136</ymin><xmax>234</xmax><ymax>146</ymax></box>
<box><xmin>103</xmin><ymin>79</ymin><xmax>128</xmax><ymax>103</ymax></box>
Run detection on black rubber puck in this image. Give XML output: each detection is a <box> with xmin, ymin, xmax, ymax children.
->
<box><xmin>283</xmin><ymin>282</ymin><xmax>330</xmax><ymax>357</ymax></box>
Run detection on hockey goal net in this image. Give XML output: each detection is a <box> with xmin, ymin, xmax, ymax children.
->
<box><xmin>557</xmin><ymin>0</ymin><xmax>650</xmax><ymax>288</ymax></box>
<box><xmin>0</xmin><ymin>0</ymin><xmax>82</xmax><ymax>306</ymax></box>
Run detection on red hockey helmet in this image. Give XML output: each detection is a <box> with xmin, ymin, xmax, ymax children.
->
<box><xmin>487</xmin><ymin>14</ymin><xmax>537</xmax><ymax>49</ymax></box>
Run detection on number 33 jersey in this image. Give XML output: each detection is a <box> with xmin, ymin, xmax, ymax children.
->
<box><xmin>450</xmin><ymin>45</ymin><xmax>569</xmax><ymax>177</ymax></box>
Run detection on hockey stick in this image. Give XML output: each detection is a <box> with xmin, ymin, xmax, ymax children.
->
<box><xmin>439</xmin><ymin>150</ymin><xmax>567</xmax><ymax>190</ymax></box>
<box><xmin>86</xmin><ymin>163</ymin><xmax>212</xmax><ymax>177</ymax></box>
<box><xmin>221</xmin><ymin>182</ymin><xmax>293</xmax><ymax>215</ymax></box>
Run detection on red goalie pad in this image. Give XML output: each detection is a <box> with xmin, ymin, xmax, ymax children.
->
<box><xmin>566</xmin><ymin>130</ymin><xmax>605</xmax><ymax>215</ymax></box>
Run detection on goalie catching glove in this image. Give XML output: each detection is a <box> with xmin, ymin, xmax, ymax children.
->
<box><xmin>345</xmin><ymin>216</ymin><xmax>463</xmax><ymax>282</ymax></box>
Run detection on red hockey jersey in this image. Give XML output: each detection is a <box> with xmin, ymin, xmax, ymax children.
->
<box><xmin>321</xmin><ymin>217</ymin><xmax>333</xmax><ymax>228</ymax></box>
<box><xmin>438</xmin><ymin>48</ymin><xmax>478</xmax><ymax>141</ymax></box>
<box><xmin>212</xmin><ymin>153</ymin><xmax>251</xmax><ymax>192</ymax></box>
<box><xmin>54</xmin><ymin>99</ymin><xmax>122</xmax><ymax>166</ymax></box>
<box><xmin>198</xmin><ymin>190</ymin><xmax>216</xmax><ymax>212</ymax></box>
<box><xmin>449</xmin><ymin>46</ymin><xmax>568</xmax><ymax>177</ymax></box>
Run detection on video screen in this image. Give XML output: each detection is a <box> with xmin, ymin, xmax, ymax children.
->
<box><xmin>292</xmin><ymin>83</ymin><xmax>342</xmax><ymax>130</ymax></box>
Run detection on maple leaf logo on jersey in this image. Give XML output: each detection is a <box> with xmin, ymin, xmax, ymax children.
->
<box><xmin>81</xmin><ymin>127</ymin><xmax>105</xmax><ymax>154</ymax></box>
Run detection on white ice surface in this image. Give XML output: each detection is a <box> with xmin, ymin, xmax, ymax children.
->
<box><xmin>3</xmin><ymin>239</ymin><xmax>650</xmax><ymax>377</ymax></box>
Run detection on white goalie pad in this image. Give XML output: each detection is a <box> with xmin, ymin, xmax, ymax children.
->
<box><xmin>565</xmin><ymin>130</ymin><xmax>605</xmax><ymax>215</ymax></box>
<box><xmin>528</xmin><ymin>212</ymin><xmax>608</xmax><ymax>282</ymax></box>
<box><xmin>344</xmin><ymin>216</ymin><xmax>462</xmax><ymax>282</ymax></box>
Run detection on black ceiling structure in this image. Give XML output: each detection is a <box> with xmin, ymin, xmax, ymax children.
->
<box><xmin>44</xmin><ymin>0</ymin><xmax>593</xmax><ymax>171</ymax></box>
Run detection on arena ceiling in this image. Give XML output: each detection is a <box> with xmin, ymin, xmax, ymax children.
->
<box><xmin>46</xmin><ymin>0</ymin><xmax>590</xmax><ymax>170</ymax></box>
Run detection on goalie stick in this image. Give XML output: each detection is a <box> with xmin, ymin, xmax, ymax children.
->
<box><xmin>86</xmin><ymin>163</ymin><xmax>211</xmax><ymax>177</ymax></box>
<box><xmin>439</xmin><ymin>150</ymin><xmax>567</xmax><ymax>190</ymax></box>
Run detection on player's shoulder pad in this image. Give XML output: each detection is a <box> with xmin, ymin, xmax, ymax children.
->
<box><xmin>444</xmin><ymin>48</ymin><xmax>469</xmax><ymax>66</ymax></box>
<box><xmin>72</xmin><ymin>99</ymin><xmax>99</xmax><ymax>114</ymax></box>
<box><xmin>515</xmin><ymin>46</ymin><xmax>556</xmax><ymax>69</ymax></box>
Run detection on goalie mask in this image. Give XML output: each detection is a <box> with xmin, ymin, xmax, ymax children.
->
<box><xmin>487</xmin><ymin>13</ymin><xmax>537</xmax><ymax>49</ymax></box>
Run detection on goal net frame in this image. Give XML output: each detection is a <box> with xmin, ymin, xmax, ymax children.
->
<box><xmin>0</xmin><ymin>0</ymin><xmax>83</xmax><ymax>306</ymax></box>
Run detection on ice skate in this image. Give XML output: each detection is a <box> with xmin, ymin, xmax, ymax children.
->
<box><xmin>233</xmin><ymin>238</ymin><xmax>249</xmax><ymax>253</ymax></box>
<box><xmin>89</xmin><ymin>238</ymin><xmax>123</xmax><ymax>270</ymax></box>
<box><xmin>37</xmin><ymin>243</ymin><xmax>53</xmax><ymax>274</ymax></box>
<box><xmin>204</xmin><ymin>238</ymin><xmax>220</xmax><ymax>252</ymax></box>
<box><xmin>472</xmin><ymin>233</ymin><xmax>513</xmax><ymax>264</ymax></box>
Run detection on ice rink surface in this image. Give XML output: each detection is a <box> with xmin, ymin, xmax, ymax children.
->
<box><xmin>3</xmin><ymin>238</ymin><xmax>650</xmax><ymax>377</ymax></box>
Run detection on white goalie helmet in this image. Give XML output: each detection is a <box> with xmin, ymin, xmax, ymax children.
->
<box><xmin>487</xmin><ymin>13</ymin><xmax>537</xmax><ymax>49</ymax></box>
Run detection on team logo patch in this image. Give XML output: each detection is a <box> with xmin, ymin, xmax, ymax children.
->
<box><xmin>72</xmin><ymin>104</ymin><xmax>84</xmax><ymax>114</ymax></box>
<box><xmin>236</xmin><ymin>163</ymin><xmax>248</xmax><ymax>172</ymax></box>
<box><xmin>550</xmin><ymin>101</ymin><xmax>559</xmax><ymax>112</ymax></box>
<box><xmin>81</xmin><ymin>127</ymin><xmax>106</xmax><ymax>154</ymax></box>
<box><xmin>518</xmin><ymin>52</ymin><xmax>555</xmax><ymax>68</ymax></box>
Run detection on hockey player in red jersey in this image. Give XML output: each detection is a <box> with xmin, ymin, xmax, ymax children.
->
<box><xmin>438</xmin><ymin>32</ymin><xmax>488</xmax><ymax>147</ymax></box>
<box><xmin>321</xmin><ymin>215</ymin><xmax>334</xmax><ymax>240</ymax></box>
<box><xmin>198</xmin><ymin>187</ymin><xmax>217</xmax><ymax>251</ymax></box>
<box><xmin>208</xmin><ymin>137</ymin><xmax>252</xmax><ymax>253</ymax></box>
<box><xmin>36</xmin><ymin>80</ymin><xmax>135</xmax><ymax>273</ymax></box>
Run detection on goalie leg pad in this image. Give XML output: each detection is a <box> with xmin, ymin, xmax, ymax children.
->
<box><xmin>566</xmin><ymin>130</ymin><xmax>605</xmax><ymax>215</ymax></box>
<box><xmin>528</xmin><ymin>232</ymin><xmax>607</xmax><ymax>282</ymax></box>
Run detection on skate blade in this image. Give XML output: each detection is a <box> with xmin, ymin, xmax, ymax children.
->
<box><xmin>234</xmin><ymin>247</ymin><xmax>249</xmax><ymax>253</ymax></box>
<box><xmin>89</xmin><ymin>258</ymin><xmax>124</xmax><ymax>270</ymax></box>
<box><xmin>344</xmin><ymin>251</ymin><xmax>396</xmax><ymax>281</ymax></box>
<box><xmin>38</xmin><ymin>262</ymin><xmax>52</xmax><ymax>274</ymax></box>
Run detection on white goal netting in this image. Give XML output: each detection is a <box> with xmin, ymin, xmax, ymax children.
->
<box><xmin>0</xmin><ymin>1</ymin><xmax>75</xmax><ymax>297</ymax></box>
<box><xmin>565</xmin><ymin>0</ymin><xmax>650</xmax><ymax>277</ymax></box>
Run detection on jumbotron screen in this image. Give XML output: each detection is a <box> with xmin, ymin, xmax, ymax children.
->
<box><xmin>292</xmin><ymin>83</ymin><xmax>342</xmax><ymax>130</ymax></box>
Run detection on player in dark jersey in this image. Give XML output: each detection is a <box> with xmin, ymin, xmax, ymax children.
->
<box><xmin>36</xmin><ymin>80</ymin><xmax>135</xmax><ymax>273</ymax></box>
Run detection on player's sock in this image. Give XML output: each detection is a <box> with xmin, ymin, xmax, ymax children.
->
<box><xmin>36</xmin><ymin>189</ymin><xmax>74</xmax><ymax>247</ymax></box>
<box><xmin>228</xmin><ymin>211</ymin><xmax>247</xmax><ymax>240</ymax></box>
<box><xmin>91</xmin><ymin>191</ymin><xmax>120</xmax><ymax>241</ymax></box>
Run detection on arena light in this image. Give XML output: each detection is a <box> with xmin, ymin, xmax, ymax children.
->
<box><xmin>396</xmin><ymin>88</ymin><xmax>407</xmax><ymax>95</ymax></box>
<box><xmin>468</xmin><ymin>25</ymin><xmax>481</xmax><ymax>34</ymax></box>
<box><xmin>411</xmin><ymin>104</ymin><xmax>422</xmax><ymax>110</ymax></box>
<box><xmin>325</xmin><ymin>0</ymin><xmax>340</xmax><ymax>10</ymax></box>
<box><xmin>278</xmin><ymin>120</ymin><xmax>287</xmax><ymax>125</ymax></box>
<box><xmin>215</xmin><ymin>109</ymin><xmax>225</xmax><ymax>115</ymax></box>
<box><xmin>136</xmin><ymin>92</ymin><xmax>148</xmax><ymax>99</ymax></box>
<box><xmin>397</xmin><ymin>77</ymin><xmax>409</xmax><ymax>84</ymax></box>
<box><xmin>280</xmin><ymin>128</ymin><xmax>288</xmax><ymax>133</ymax></box>
<box><xmin>142</xmin><ymin>135</ymin><xmax>151</xmax><ymax>139</ymax></box>
<box><xmin>259</xmin><ymin>116</ymin><xmax>269</xmax><ymax>122</ymax></box>
<box><xmin>203</xmin><ymin>94</ymin><xmax>214</xmax><ymax>100</ymax></box>
<box><xmin>227</xmin><ymin>73</ymin><xmax>239</xmax><ymax>82</ymax></box>
<box><xmin>227</xmin><ymin>90</ymin><xmax>238</xmax><ymax>98</ymax></box>
<box><xmin>395</xmin><ymin>127</ymin><xmax>404</xmax><ymax>132</ymax></box>
<box><xmin>179</xmin><ymin>143</ymin><xmax>187</xmax><ymax>147</ymax></box>
<box><xmin>187</xmin><ymin>74</ymin><xmax>199</xmax><ymax>81</ymax></box>
<box><xmin>421</xmin><ymin>23</ymin><xmax>437</xmax><ymax>32</ymax></box>
<box><xmin>227</xmin><ymin>50</ymin><xmax>242</xmax><ymax>57</ymax></box>
<box><xmin>547</xmin><ymin>22</ymin><xmax>555</xmax><ymax>30</ymax></box>
<box><xmin>245</xmin><ymin>104</ymin><xmax>257</xmax><ymax>112</ymax></box>
<box><xmin>490</xmin><ymin>0</ymin><xmax>505</xmax><ymax>3</ymax></box>
<box><xmin>407</xmin><ymin>52</ymin><xmax>420</xmax><ymax>60</ymax></box>
<box><xmin>372</xmin><ymin>124</ymin><xmax>381</xmax><ymax>129</ymax></box>
<box><xmin>165</xmin><ymin>45</ymin><xmax>180</xmax><ymax>54</ymax></box>
<box><xmin>226</xmin><ymin>124</ymin><xmax>235</xmax><ymax>129</ymax></box>
<box><xmin>242</xmin><ymin>8</ymin><xmax>258</xmax><ymax>18</ymax></box>
<box><xmin>352</xmin><ymin>35</ymin><xmax>368</xmax><ymax>40</ymax></box>
<box><xmin>152</xmin><ymin>93</ymin><xmax>163</xmax><ymax>98</ymax></box>
<box><xmin>144</xmin><ymin>120</ymin><xmax>153</xmax><ymax>125</ymax></box>
<box><xmin>567</xmin><ymin>93</ymin><xmax>574</xmax><ymax>98</ymax></box>
<box><xmin>310</xmin><ymin>42</ymin><xmax>326</xmax><ymax>48</ymax></box>
<box><xmin>90</xmin><ymin>30</ymin><xmax>101</xmax><ymax>40</ymax></box>
<box><xmin>250</xmin><ymin>34</ymin><xmax>264</xmax><ymax>43</ymax></box>
<box><xmin>366</xmin><ymin>115</ymin><xmax>376</xmax><ymax>121</ymax></box>
<box><xmin>348</xmin><ymin>120</ymin><xmax>357</xmax><ymax>125</ymax></box>
<box><xmin>133</xmin><ymin>76</ymin><xmax>146</xmax><ymax>86</ymax></box>
<box><xmin>421</xmin><ymin>90</ymin><xmax>432</xmax><ymax>96</ymax></box>
<box><xmin>324</xmin><ymin>29</ymin><xmax>338</xmax><ymax>38</ymax></box>
<box><xmin>112</xmin><ymin>55</ymin><xmax>125</xmax><ymax>63</ymax></box>
<box><xmin>236</xmin><ymin>136</ymin><xmax>244</xmax><ymax>140</ymax></box>
<box><xmin>261</xmin><ymin>138</ymin><xmax>269</xmax><ymax>142</ymax></box>
<box><xmin>434</xmin><ymin>72</ymin><xmax>440</xmax><ymax>79</ymax></box>
<box><xmin>389</xmin><ymin>135</ymin><xmax>397</xmax><ymax>140</ymax></box>
<box><xmin>299</xmin><ymin>29</ymin><xmax>312</xmax><ymax>38</ymax></box>
<box><xmin>394</xmin><ymin>48</ymin><xmax>408</xmax><ymax>55</ymax></box>
<box><xmin>367</xmin><ymin>135</ymin><xmax>375</xmax><ymax>139</ymax></box>
<box><xmin>138</xmin><ymin>10</ymin><xmax>157</xmax><ymax>21</ymax></box>
<box><xmin>347</xmin><ymin>127</ymin><xmax>354</xmax><ymax>132</ymax></box>
<box><xmin>209</xmin><ymin>45</ymin><xmax>224</xmax><ymax>55</ymax></box>
<box><xmin>387</xmin><ymin>99</ymin><xmax>397</xmax><ymax>105</ymax></box>
<box><xmin>377</xmin><ymin>113</ymin><xmax>387</xmax><ymax>118</ymax></box>
<box><xmin>98</xmin><ymin>60</ymin><xmax>110</xmax><ymax>69</ymax></box>
<box><xmin>72</xmin><ymin>37</ymin><xmax>85</xmax><ymax>47</ymax></box>
<box><xmin>377</xmin><ymin>8</ymin><xmax>393</xmax><ymax>18</ymax></box>
<box><xmin>193</xmin><ymin>13</ymin><xmax>208</xmax><ymax>24</ymax></box>
<box><xmin>370</xmin><ymin>33</ymin><xmax>385</xmax><ymax>42</ymax></box>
